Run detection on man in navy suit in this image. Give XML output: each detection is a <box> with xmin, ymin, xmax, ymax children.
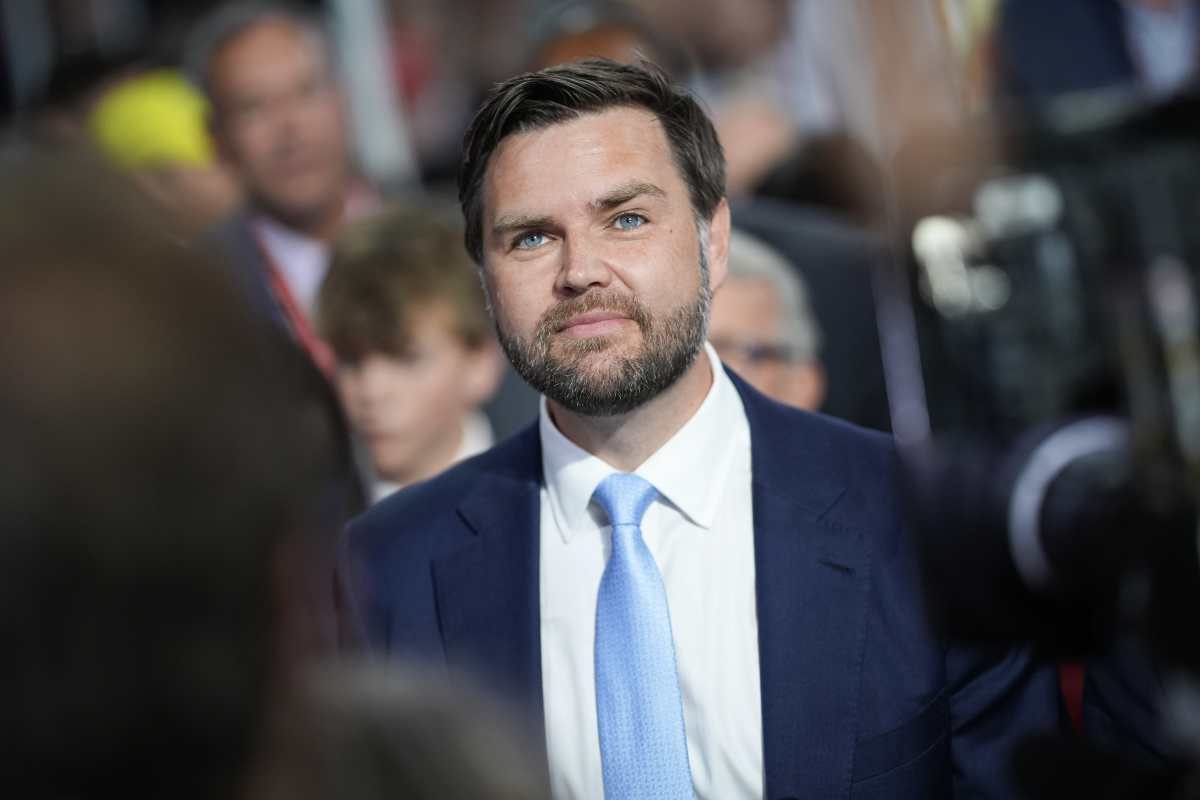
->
<box><xmin>341</xmin><ymin>59</ymin><xmax>1063</xmax><ymax>799</ymax></box>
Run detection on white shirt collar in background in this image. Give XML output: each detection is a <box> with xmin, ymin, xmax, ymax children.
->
<box><xmin>252</xmin><ymin>214</ymin><xmax>330</xmax><ymax>318</ymax></box>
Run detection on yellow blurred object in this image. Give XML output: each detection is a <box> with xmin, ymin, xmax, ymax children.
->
<box><xmin>88</xmin><ymin>70</ymin><xmax>215</xmax><ymax>169</ymax></box>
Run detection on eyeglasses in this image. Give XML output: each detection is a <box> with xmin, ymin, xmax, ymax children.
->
<box><xmin>710</xmin><ymin>337</ymin><xmax>800</xmax><ymax>365</ymax></box>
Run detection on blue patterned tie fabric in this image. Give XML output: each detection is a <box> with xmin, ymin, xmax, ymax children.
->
<box><xmin>593</xmin><ymin>473</ymin><xmax>694</xmax><ymax>799</ymax></box>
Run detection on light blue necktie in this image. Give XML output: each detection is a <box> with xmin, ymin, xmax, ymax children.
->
<box><xmin>593</xmin><ymin>473</ymin><xmax>694</xmax><ymax>800</ymax></box>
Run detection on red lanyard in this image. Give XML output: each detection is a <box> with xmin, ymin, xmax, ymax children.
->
<box><xmin>255</xmin><ymin>235</ymin><xmax>336</xmax><ymax>379</ymax></box>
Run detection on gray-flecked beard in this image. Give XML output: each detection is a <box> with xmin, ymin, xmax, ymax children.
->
<box><xmin>496</xmin><ymin>248</ymin><xmax>712</xmax><ymax>417</ymax></box>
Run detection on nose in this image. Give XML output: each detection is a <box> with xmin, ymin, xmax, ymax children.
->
<box><xmin>352</xmin><ymin>357</ymin><xmax>400</xmax><ymax>408</ymax></box>
<box><xmin>554</xmin><ymin>237</ymin><xmax>613</xmax><ymax>297</ymax></box>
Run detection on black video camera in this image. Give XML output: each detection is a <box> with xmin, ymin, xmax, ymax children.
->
<box><xmin>880</xmin><ymin>88</ymin><xmax>1200</xmax><ymax>797</ymax></box>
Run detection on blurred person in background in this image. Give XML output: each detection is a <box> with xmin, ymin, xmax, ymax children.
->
<box><xmin>188</xmin><ymin>2</ymin><xmax>376</xmax><ymax>374</ymax></box>
<box><xmin>0</xmin><ymin>153</ymin><xmax>356</xmax><ymax>798</ymax></box>
<box><xmin>317</xmin><ymin>205</ymin><xmax>504</xmax><ymax>503</ymax></box>
<box><xmin>708</xmin><ymin>229</ymin><xmax>826</xmax><ymax>411</ymax></box>
<box><xmin>87</xmin><ymin>68</ymin><xmax>241</xmax><ymax>235</ymax></box>
<box><xmin>732</xmin><ymin>194</ymin><xmax>891</xmax><ymax>431</ymax></box>
<box><xmin>996</xmin><ymin>0</ymin><xmax>1200</xmax><ymax>102</ymax></box>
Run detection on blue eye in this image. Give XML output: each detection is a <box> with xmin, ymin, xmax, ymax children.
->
<box><xmin>614</xmin><ymin>213</ymin><xmax>646</xmax><ymax>231</ymax></box>
<box><xmin>515</xmin><ymin>231</ymin><xmax>548</xmax><ymax>250</ymax></box>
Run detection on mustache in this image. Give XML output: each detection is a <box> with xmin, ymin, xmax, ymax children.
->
<box><xmin>536</xmin><ymin>290</ymin><xmax>650</xmax><ymax>339</ymax></box>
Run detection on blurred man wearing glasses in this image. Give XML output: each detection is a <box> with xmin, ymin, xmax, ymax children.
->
<box><xmin>708</xmin><ymin>229</ymin><xmax>826</xmax><ymax>411</ymax></box>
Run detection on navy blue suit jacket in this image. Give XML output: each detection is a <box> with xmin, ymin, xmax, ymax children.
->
<box><xmin>207</xmin><ymin>211</ymin><xmax>292</xmax><ymax>333</ymax></box>
<box><xmin>341</xmin><ymin>372</ymin><xmax>1063</xmax><ymax>799</ymax></box>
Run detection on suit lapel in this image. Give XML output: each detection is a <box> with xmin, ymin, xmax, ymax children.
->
<box><xmin>431</xmin><ymin>426</ymin><xmax>545</xmax><ymax>732</ymax></box>
<box><xmin>734</xmin><ymin>375</ymin><xmax>872</xmax><ymax>799</ymax></box>
<box><xmin>220</xmin><ymin>213</ymin><xmax>290</xmax><ymax>331</ymax></box>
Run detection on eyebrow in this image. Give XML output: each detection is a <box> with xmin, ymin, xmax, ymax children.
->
<box><xmin>590</xmin><ymin>181</ymin><xmax>667</xmax><ymax>212</ymax></box>
<box><xmin>491</xmin><ymin>214</ymin><xmax>555</xmax><ymax>241</ymax></box>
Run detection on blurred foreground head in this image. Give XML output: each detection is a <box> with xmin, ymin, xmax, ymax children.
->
<box><xmin>255</xmin><ymin>662</ymin><xmax>552</xmax><ymax>800</ymax></box>
<box><xmin>0</xmin><ymin>155</ymin><xmax>349</xmax><ymax>798</ymax></box>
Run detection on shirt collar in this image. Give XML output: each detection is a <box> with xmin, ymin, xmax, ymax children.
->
<box><xmin>251</xmin><ymin>214</ymin><xmax>327</xmax><ymax>259</ymax></box>
<box><xmin>540</xmin><ymin>343</ymin><xmax>748</xmax><ymax>542</ymax></box>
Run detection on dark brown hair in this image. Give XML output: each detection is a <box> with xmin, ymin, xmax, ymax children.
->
<box><xmin>457</xmin><ymin>58</ymin><xmax>725</xmax><ymax>263</ymax></box>
<box><xmin>317</xmin><ymin>203</ymin><xmax>491</xmax><ymax>362</ymax></box>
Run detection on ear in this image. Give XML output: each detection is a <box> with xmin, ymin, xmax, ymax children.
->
<box><xmin>705</xmin><ymin>198</ymin><xmax>731</xmax><ymax>293</ymax></box>
<box><xmin>464</xmin><ymin>337</ymin><xmax>505</xmax><ymax>407</ymax></box>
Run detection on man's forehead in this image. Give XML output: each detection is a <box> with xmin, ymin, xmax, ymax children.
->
<box><xmin>213</xmin><ymin>18</ymin><xmax>327</xmax><ymax>82</ymax></box>
<box><xmin>482</xmin><ymin>107</ymin><xmax>678</xmax><ymax>216</ymax></box>
<box><xmin>493</xmin><ymin>106</ymin><xmax>671</xmax><ymax>164</ymax></box>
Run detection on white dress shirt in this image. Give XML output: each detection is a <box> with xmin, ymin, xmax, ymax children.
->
<box><xmin>539</xmin><ymin>343</ymin><xmax>764</xmax><ymax>800</ymax></box>
<box><xmin>252</xmin><ymin>215</ymin><xmax>331</xmax><ymax>318</ymax></box>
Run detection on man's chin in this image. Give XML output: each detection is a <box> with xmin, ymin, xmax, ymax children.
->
<box><xmin>548</xmin><ymin>329</ymin><xmax>640</xmax><ymax>360</ymax></box>
<box><xmin>256</xmin><ymin>185</ymin><xmax>342</xmax><ymax>229</ymax></box>
<box><xmin>548</xmin><ymin>340</ymin><xmax>639</xmax><ymax>377</ymax></box>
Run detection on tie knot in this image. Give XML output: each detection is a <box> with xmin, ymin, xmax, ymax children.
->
<box><xmin>593</xmin><ymin>473</ymin><xmax>658</xmax><ymax>528</ymax></box>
